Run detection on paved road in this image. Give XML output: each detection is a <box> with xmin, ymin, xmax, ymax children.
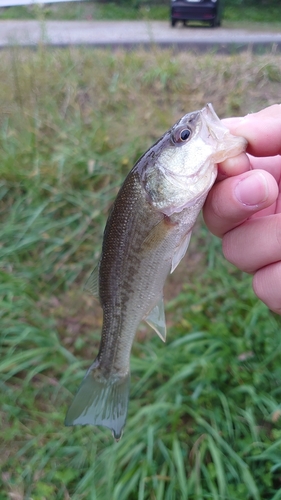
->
<box><xmin>0</xmin><ymin>20</ymin><xmax>280</xmax><ymax>50</ymax></box>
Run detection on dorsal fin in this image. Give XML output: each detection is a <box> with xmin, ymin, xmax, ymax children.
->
<box><xmin>84</xmin><ymin>262</ymin><xmax>100</xmax><ymax>299</ymax></box>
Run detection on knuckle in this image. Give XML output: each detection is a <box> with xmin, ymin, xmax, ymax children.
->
<box><xmin>273</xmin><ymin>214</ymin><xmax>281</xmax><ymax>249</ymax></box>
<box><xmin>253</xmin><ymin>263</ymin><xmax>281</xmax><ymax>315</ymax></box>
<box><xmin>222</xmin><ymin>233</ymin><xmax>234</xmax><ymax>263</ymax></box>
<box><xmin>252</xmin><ymin>272</ymin><xmax>266</xmax><ymax>303</ymax></box>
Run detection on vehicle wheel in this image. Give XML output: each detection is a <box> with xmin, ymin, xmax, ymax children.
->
<box><xmin>211</xmin><ymin>17</ymin><xmax>221</xmax><ymax>27</ymax></box>
<box><xmin>171</xmin><ymin>18</ymin><xmax>176</xmax><ymax>27</ymax></box>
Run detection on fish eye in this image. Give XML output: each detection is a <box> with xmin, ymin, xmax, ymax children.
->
<box><xmin>180</xmin><ymin>129</ymin><xmax>191</xmax><ymax>141</ymax></box>
<box><xmin>172</xmin><ymin>127</ymin><xmax>191</xmax><ymax>144</ymax></box>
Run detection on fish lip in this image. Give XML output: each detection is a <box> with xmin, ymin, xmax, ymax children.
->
<box><xmin>201</xmin><ymin>103</ymin><xmax>219</xmax><ymax>121</ymax></box>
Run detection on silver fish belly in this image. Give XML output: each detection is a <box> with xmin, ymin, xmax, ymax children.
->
<box><xmin>65</xmin><ymin>103</ymin><xmax>247</xmax><ymax>439</ymax></box>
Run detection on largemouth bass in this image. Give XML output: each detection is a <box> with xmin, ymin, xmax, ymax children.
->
<box><xmin>65</xmin><ymin>103</ymin><xmax>247</xmax><ymax>440</ymax></box>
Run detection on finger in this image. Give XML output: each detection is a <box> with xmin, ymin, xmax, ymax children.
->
<box><xmin>248</xmin><ymin>155</ymin><xmax>281</xmax><ymax>183</ymax></box>
<box><xmin>217</xmin><ymin>152</ymin><xmax>251</xmax><ymax>181</ymax></box>
<box><xmin>219</xmin><ymin>152</ymin><xmax>281</xmax><ymax>182</ymax></box>
<box><xmin>203</xmin><ymin>170</ymin><xmax>278</xmax><ymax>237</ymax></box>
<box><xmin>253</xmin><ymin>261</ymin><xmax>281</xmax><ymax>315</ymax></box>
<box><xmin>222</xmin><ymin>213</ymin><xmax>281</xmax><ymax>273</ymax></box>
<box><xmin>223</xmin><ymin>104</ymin><xmax>281</xmax><ymax>157</ymax></box>
<box><xmin>245</xmin><ymin>155</ymin><xmax>281</xmax><ymax>215</ymax></box>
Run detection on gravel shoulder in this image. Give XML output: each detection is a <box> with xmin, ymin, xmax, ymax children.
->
<box><xmin>0</xmin><ymin>20</ymin><xmax>281</xmax><ymax>49</ymax></box>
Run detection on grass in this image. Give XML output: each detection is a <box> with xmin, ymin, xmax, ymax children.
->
<box><xmin>0</xmin><ymin>0</ymin><xmax>281</xmax><ymax>28</ymax></box>
<box><xmin>0</xmin><ymin>2</ymin><xmax>169</xmax><ymax>21</ymax></box>
<box><xmin>1</xmin><ymin>46</ymin><xmax>281</xmax><ymax>498</ymax></box>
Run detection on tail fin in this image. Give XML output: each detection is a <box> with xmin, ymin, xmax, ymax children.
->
<box><xmin>65</xmin><ymin>366</ymin><xmax>130</xmax><ymax>441</ymax></box>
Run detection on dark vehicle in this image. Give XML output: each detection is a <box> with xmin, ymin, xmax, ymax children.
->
<box><xmin>170</xmin><ymin>0</ymin><xmax>222</xmax><ymax>27</ymax></box>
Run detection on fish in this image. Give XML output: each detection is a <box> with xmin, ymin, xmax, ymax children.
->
<box><xmin>65</xmin><ymin>103</ymin><xmax>247</xmax><ymax>440</ymax></box>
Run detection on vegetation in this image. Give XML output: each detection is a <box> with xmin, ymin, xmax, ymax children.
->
<box><xmin>1</xmin><ymin>47</ymin><xmax>281</xmax><ymax>499</ymax></box>
<box><xmin>0</xmin><ymin>0</ymin><xmax>280</xmax><ymax>25</ymax></box>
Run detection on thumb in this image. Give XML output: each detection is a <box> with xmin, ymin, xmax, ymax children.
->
<box><xmin>203</xmin><ymin>170</ymin><xmax>278</xmax><ymax>237</ymax></box>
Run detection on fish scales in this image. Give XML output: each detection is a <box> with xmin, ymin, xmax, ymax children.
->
<box><xmin>99</xmin><ymin>167</ymin><xmax>182</xmax><ymax>372</ymax></box>
<box><xmin>65</xmin><ymin>104</ymin><xmax>247</xmax><ymax>439</ymax></box>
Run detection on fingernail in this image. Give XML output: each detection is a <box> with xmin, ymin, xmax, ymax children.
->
<box><xmin>235</xmin><ymin>173</ymin><xmax>268</xmax><ymax>206</ymax></box>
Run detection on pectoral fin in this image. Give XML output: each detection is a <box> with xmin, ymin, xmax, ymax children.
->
<box><xmin>144</xmin><ymin>297</ymin><xmax>166</xmax><ymax>342</ymax></box>
<box><xmin>171</xmin><ymin>231</ymin><xmax>192</xmax><ymax>274</ymax></box>
<box><xmin>141</xmin><ymin>215</ymin><xmax>168</xmax><ymax>250</ymax></box>
<box><xmin>84</xmin><ymin>262</ymin><xmax>100</xmax><ymax>299</ymax></box>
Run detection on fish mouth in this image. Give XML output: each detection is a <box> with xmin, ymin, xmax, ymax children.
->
<box><xmin>201</xmin><ymin>103</ymin><xmax>219</xmax><ymax>121</ymax></box>
<box><xmin>200</xmin><ymin>102</ymin><xmax>248</xmax><ymax>162</ymax></box>
<box><xmin>200</xmin><ymin>103</ymin><xmax>226</xmax><ymax>141</ymax></box>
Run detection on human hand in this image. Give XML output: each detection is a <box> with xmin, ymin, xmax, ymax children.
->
<box><xmin>203</xmin><ymin>104</ymin><xmax>281</xmax><ymax>314</ymax></box>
